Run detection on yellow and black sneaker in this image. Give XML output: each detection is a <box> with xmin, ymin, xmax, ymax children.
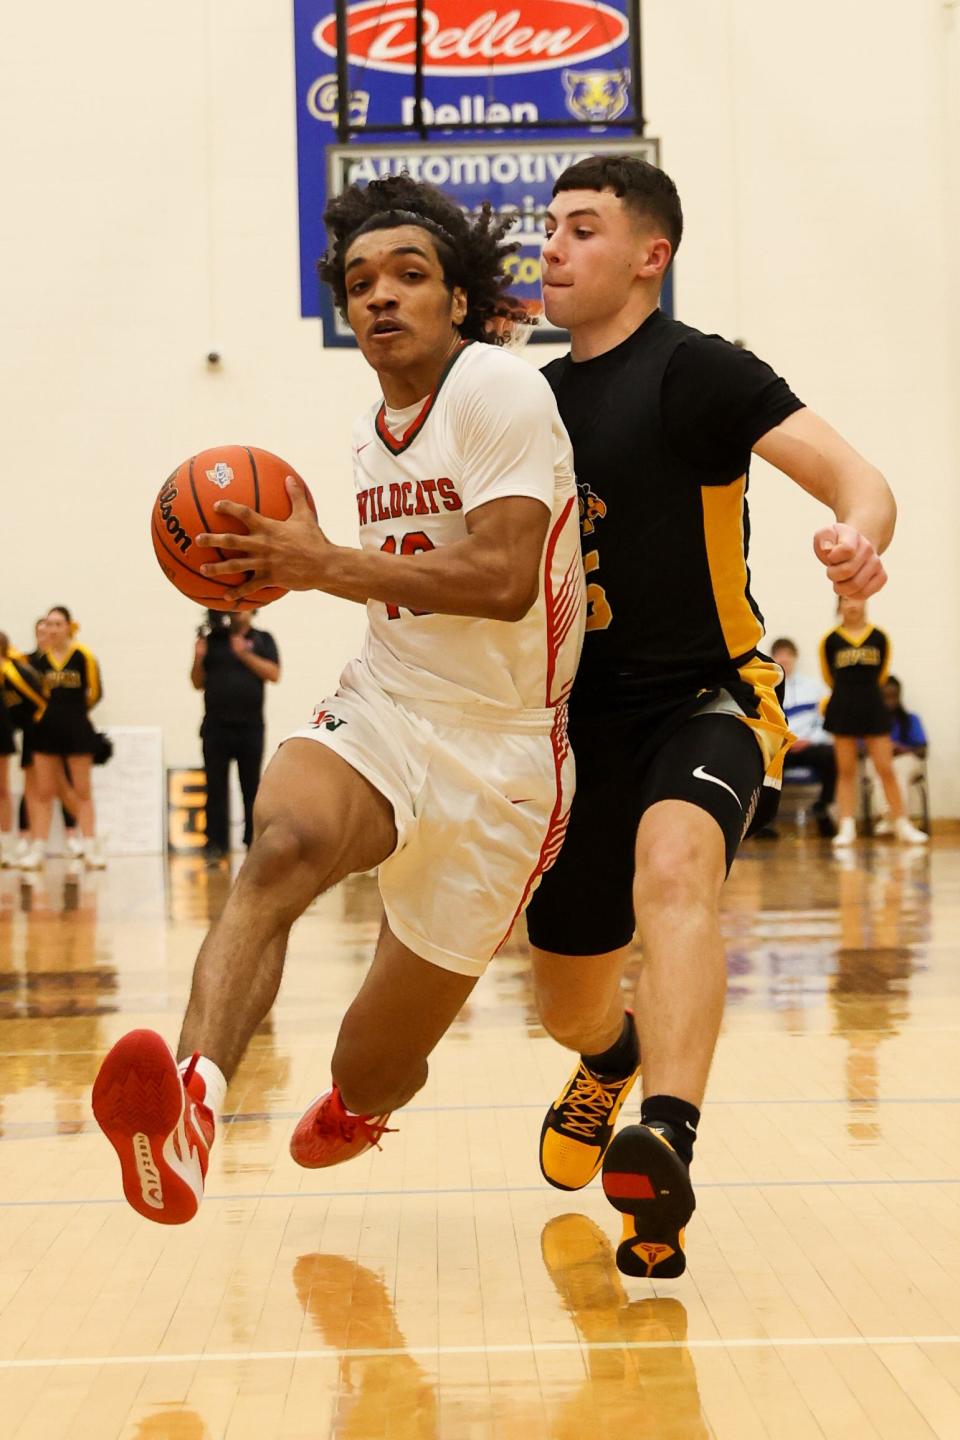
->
<box><xmin>540</xmin><ymin>1057</ymin><xmax>641</xmax><ymax>1191</ymax></box>
<box><xmin>602</xmin><ymin>1123</ymin><xmax>696</xmax><ymax>1279</ymax></box>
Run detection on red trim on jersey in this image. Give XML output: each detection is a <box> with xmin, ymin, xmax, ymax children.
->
<box><xmin>374</xmin><ymin>340</ymin><xmax>472</xmax><ymax>457</ymax></box>
<box><xmin>552</xmin><ymin>552</ymin><xmax>584</xmax><ymax>657</ymax></box>
<box><xmin>498</xmin><ymin>494</ymin><xmax>579</xmax><ymax>950</ymax></box>
<box><xmin>542</xmin><ymin>494</ymin><xmax>576</xmax><ymax>708</ymax></box>
<box><xmin>494</xmin><ymin>704</ymin><xmax>571</xmax><ymax>955</ymax></box>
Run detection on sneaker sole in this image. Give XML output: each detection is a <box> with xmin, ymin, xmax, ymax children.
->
<box><xmin>92</xmin><ymin>1030</ymin><xmax>204</xmax><ymax>1225</ymax></box>
<box><xmin>602</xmin><ymin>1125</ymin><xmax>695</xmax><ymax>1279</ymax></box>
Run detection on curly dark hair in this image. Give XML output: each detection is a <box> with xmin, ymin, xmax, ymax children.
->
<box><xmin>319</xmin><ymin>174</ymin><xmax>520</xmax><ymax>342</ymax></box>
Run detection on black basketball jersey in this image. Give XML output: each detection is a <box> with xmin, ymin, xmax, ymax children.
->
<box><xmin>820</xmin><ymin>626</ymin><xmax>890</xmax><ymax>692</ymax></box>
<box><xmin>542</xmin><ymin>310</ymin><xmax>804</xmax><ymax>707</ymax></box>
<box><xmin>33</xmin><ymin>645</ymin><xmax>102</xmax><ymax>714</ymax></box>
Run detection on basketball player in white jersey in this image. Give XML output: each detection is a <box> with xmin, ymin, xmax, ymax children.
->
<box><xmin>92</xmin><ymin>175</ymin><xmax>585</xmax><ymax>1224</ymax></box>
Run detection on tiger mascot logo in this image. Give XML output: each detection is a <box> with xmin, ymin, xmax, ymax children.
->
<box><xmin>562</xmin><ymin>68</ymin><xmax>630</xmax><ymax>124</ymax></box>
<box><xmin>578</xmin><ymin>481</ymin><xmax>607</xmax><ymax>537</ymax></box>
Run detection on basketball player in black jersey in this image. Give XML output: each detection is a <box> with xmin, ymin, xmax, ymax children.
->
<box><xmin>526</xmin><ymin>155</ymin><xmax>897</xmax><ymax>1279</ymax></box>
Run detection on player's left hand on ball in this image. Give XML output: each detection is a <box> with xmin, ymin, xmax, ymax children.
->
<box><xmin>813</xmin><ymin>522</ymin><xmax>887</xmax><ymax>598</ymax></box>
<box><xmin>198</xmin><ymin>476</ymin><xmax>331</xmax><ymax>598</ymax></box>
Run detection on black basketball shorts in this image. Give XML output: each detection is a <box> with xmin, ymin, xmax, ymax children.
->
<box><xmin>525</xmin><ymin>702</ymin><xmax>770</xmax><ymax>957</ymax></box>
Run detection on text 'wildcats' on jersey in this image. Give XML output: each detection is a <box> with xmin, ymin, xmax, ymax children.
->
<box><xmin>353</xmin><ymin>341</ymin><xmax>585</xmax><ymax>714</ymax></box>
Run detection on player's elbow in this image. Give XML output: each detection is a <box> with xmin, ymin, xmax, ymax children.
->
<box><xmin>494</xmin><ymin>575</ymin><xmax>539</xmax><ymax>622</ymax></box>
<box><xmin>878</xmin><ymin>472</ymin><xmax>897</xmax><ymax>546</ymax></box>
<box><xmin>858</xmin><ymin>464</ymin><xmax>897</xmax><ymax>553</ymax></box>
<box><xmin>840</xmin><ymin>460</ymin><xmax>897</xmax><ymax>550</ymax></box>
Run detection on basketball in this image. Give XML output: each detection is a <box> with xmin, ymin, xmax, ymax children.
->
<box><xmin>151</xmin><ymin>445</ymin><xmax>315</xmax><ymax>610</ymax></box>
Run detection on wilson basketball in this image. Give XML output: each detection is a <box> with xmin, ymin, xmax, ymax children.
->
<box><xmin>151</xmin><ymin>445</ymin><xmax>314</xmax><ymax>610</ymax></box>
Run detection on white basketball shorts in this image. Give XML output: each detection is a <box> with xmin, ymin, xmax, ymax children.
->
<box><xmin>287</xmin><ymin>659</ymin><xmax>573</xmax><ymax>976</ymax></box>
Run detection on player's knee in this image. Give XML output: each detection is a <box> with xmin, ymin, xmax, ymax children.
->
<box><xmin>242</xmin><ymin>815</ymin><xmax>332</xmax><ymax>895</ymax></box>
<box><xmin>537</xmin><ymin>991</ymin><xmax>614</xmax><ymax>1051</ymax></box>
<box><xmin>332</xmin><ymin>1041</ymin><xmax>427</xmax><ymax>1117</ymax></box>
<box><xmin>635</xmin><ymin>833</ymin><xmax>720</xmax><ymax>913</ymax></box>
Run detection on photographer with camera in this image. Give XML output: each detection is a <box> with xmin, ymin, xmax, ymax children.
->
<box><xmin>191</xmin><ymin>610</ymin><xmax>280</xmax><ymax>863</ymax></box>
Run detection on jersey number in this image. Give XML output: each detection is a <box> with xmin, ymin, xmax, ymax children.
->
<box><xmin>380</xmin><ymin>531</ymin><xmax>435</xmax><ymax>620</ymax></box>
<box><xmin>584</xmin><ymin>549</ymin><xmax>612</xmax><ymax>631</ymax></box>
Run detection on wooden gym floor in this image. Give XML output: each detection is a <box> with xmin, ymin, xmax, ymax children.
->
<box><xmin>0</xmin><ymin>836</ymin><xmax>958</xmax><ymax>1438</ymax></box>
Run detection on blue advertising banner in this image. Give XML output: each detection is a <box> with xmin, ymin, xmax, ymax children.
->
<box><xmin>292</xmin><ymin>1</ymin><xmax>662</xmax><ymax>343</ymax></box>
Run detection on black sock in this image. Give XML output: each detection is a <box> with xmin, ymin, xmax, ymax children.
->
<box><xmin>582</xmin><ymin>1011</ymin><xmax>639</xmax><ymax>1080</ymax></box>
<box><xmin>641</xmin><ymin>1094</ymin><xmax>700</xmax><ymax>1167</ymax></box>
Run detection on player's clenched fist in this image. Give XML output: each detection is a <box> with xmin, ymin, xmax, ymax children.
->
<box><xmin>813</xmin><ymin>522</ymin><xmax>887</xmax><ymax>598</ymax></box>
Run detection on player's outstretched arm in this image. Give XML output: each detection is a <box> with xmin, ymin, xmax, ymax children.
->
<box><xmin>753</xmin><ymin>408</ymin><xmax>896</xmax><ymax>598</ymax></box>
<box><xmin>198</xmin><ymin>478</ymin><xmax>551</xmax><ymax>622</ymax></box>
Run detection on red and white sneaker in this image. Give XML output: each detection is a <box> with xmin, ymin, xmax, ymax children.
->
<box><xmin>91</xmin><ymin>1030</ymin><xmax>214</xmax><ymax>1224</ymax></box>
<box><xmin>289</xmin><ymin>1084</ymin><xmax>394</xmax><ymax>1169</ymax></box>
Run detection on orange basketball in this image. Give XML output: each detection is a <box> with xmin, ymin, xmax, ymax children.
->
<box><xmin>151</xmin><ymin>445</ymin><xmax>315</xmax><ymax>611</ymax></box>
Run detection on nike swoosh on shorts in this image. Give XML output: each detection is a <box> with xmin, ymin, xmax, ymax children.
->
<box><xmin>692</xmin><ymin>765</ymin><xmax>742</xmax><ymax>809</ymax></box>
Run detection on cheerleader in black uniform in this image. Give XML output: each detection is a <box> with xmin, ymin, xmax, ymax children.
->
<box><xmin>0</xmin><ymin>632</ymin><xmax>46</xmax><ymax>867</ymax></box>
<box><xmin>1</xmin><ymin>634</ymin><xmax>24</xmax><ymax>865</ymax></box>
<box><xmin>820</xmin><ymin>597</ymin><xmax>927</xmax><ymax>846</ymax></box>
<box><xmin>30</xmin><ymin>606</ymin><xmax>106</xmax><ymax>869</ymax></box>
<box><xmin>16</xmin><ymin>616</ymin><xmax>81</xmax><ymax>866</ymax></box>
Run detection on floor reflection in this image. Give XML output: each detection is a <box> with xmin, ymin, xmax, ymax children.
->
<box><xmin>293</xmin><ymin>1252</ymin><xmax>437</xmax><ymax>1438</ymax></box>
<box><xmin>218</xmin><ymin>1013</ymin><xmax>291</xmax><ymax>1183</ymax></box>
<box><xmin>131</xmin><ymin>1409</ymin><xmax>208</xmax><ymax>1439</ymax></box>
<box><xmin>723</xmin><ymin>846</ymin><xmax>931</xmax><ymax>1140</ymax></box>
<box><xmin>166</xmin><ymin>854</ymin><xmax>233</xmax><ymax>925</ymax></box>
<box><xmin>539</xmin><ymin>1214</ymin><xmax>708</xmax><ymax>1439</ymax></box>
<box><xmin>830</xmin><ymin>849</ymin><xmax>927</xmax><ymax>1141</ymax></box>
<box><xmin>0</xmin><ymin>863</ymin><xmax>113</xmax><ymax>1135</ymax></box>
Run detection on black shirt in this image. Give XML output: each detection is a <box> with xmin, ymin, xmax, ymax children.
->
<box><xmin>202</xmin><ymin>627</ymin><xmax>279</xmax><ymax>724</ymax></box>
<box><xmin>543</xmin><ymin>310</ymin><xmax>804</xmax><ymax>707</ymax></box>
<box><xmin>820</xmin><ymin>626</ymin><xmax>890</xmax><ymax>693</ymax></box>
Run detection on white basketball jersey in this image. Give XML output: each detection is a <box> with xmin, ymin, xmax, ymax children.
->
<box><xmin>351</xmin><ymin>341</ymin><xmax>585</xmax><ymax>715</ymax></box>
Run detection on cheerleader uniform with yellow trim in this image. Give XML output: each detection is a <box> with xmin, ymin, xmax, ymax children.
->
<box><xmin>820</xmin><ymin>625</ymin><xmax>891</xmax><ymax>737</ymax></box>
<box><xmin>2</xmin><ymin>654</ymin><xmax>47</xmax><ymax>759</ymax></box>
<box><xmin>32</xmin><ymin>645</ymin><xmax>103</xmax><ymax>757</ymax></box>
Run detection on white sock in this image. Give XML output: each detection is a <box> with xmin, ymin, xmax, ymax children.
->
<box><xmin>179</xmin><ymin>1054</ymin><xmax>227</xmax><ymax>1118</ymax></box>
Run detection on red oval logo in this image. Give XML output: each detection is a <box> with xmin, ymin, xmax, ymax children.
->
<box><xmin>313</xmin><ymin>0</ymin><xmax>629</xmax><ymax>76</ymax></box>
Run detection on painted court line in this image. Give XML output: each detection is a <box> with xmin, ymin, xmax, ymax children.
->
<box><xmin>1</xmin><ymin>1335</ymin><xmax>958</xmax><ymax>1371</ymax></box>
<box><xmin>2</xmin><ymin>1177</ymin><xmax>959</xmax><ymax>1209</ymax></box>
<box><xmin>3</xmin><ymin>1096</ymin><xmax>959</xmax><ymax>1142</ymax></box>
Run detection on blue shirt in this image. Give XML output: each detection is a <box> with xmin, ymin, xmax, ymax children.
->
<box><xmin>890</xmin><ymin>711</ymin><xmax>926</xmax><ymax>749</ymax></box>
